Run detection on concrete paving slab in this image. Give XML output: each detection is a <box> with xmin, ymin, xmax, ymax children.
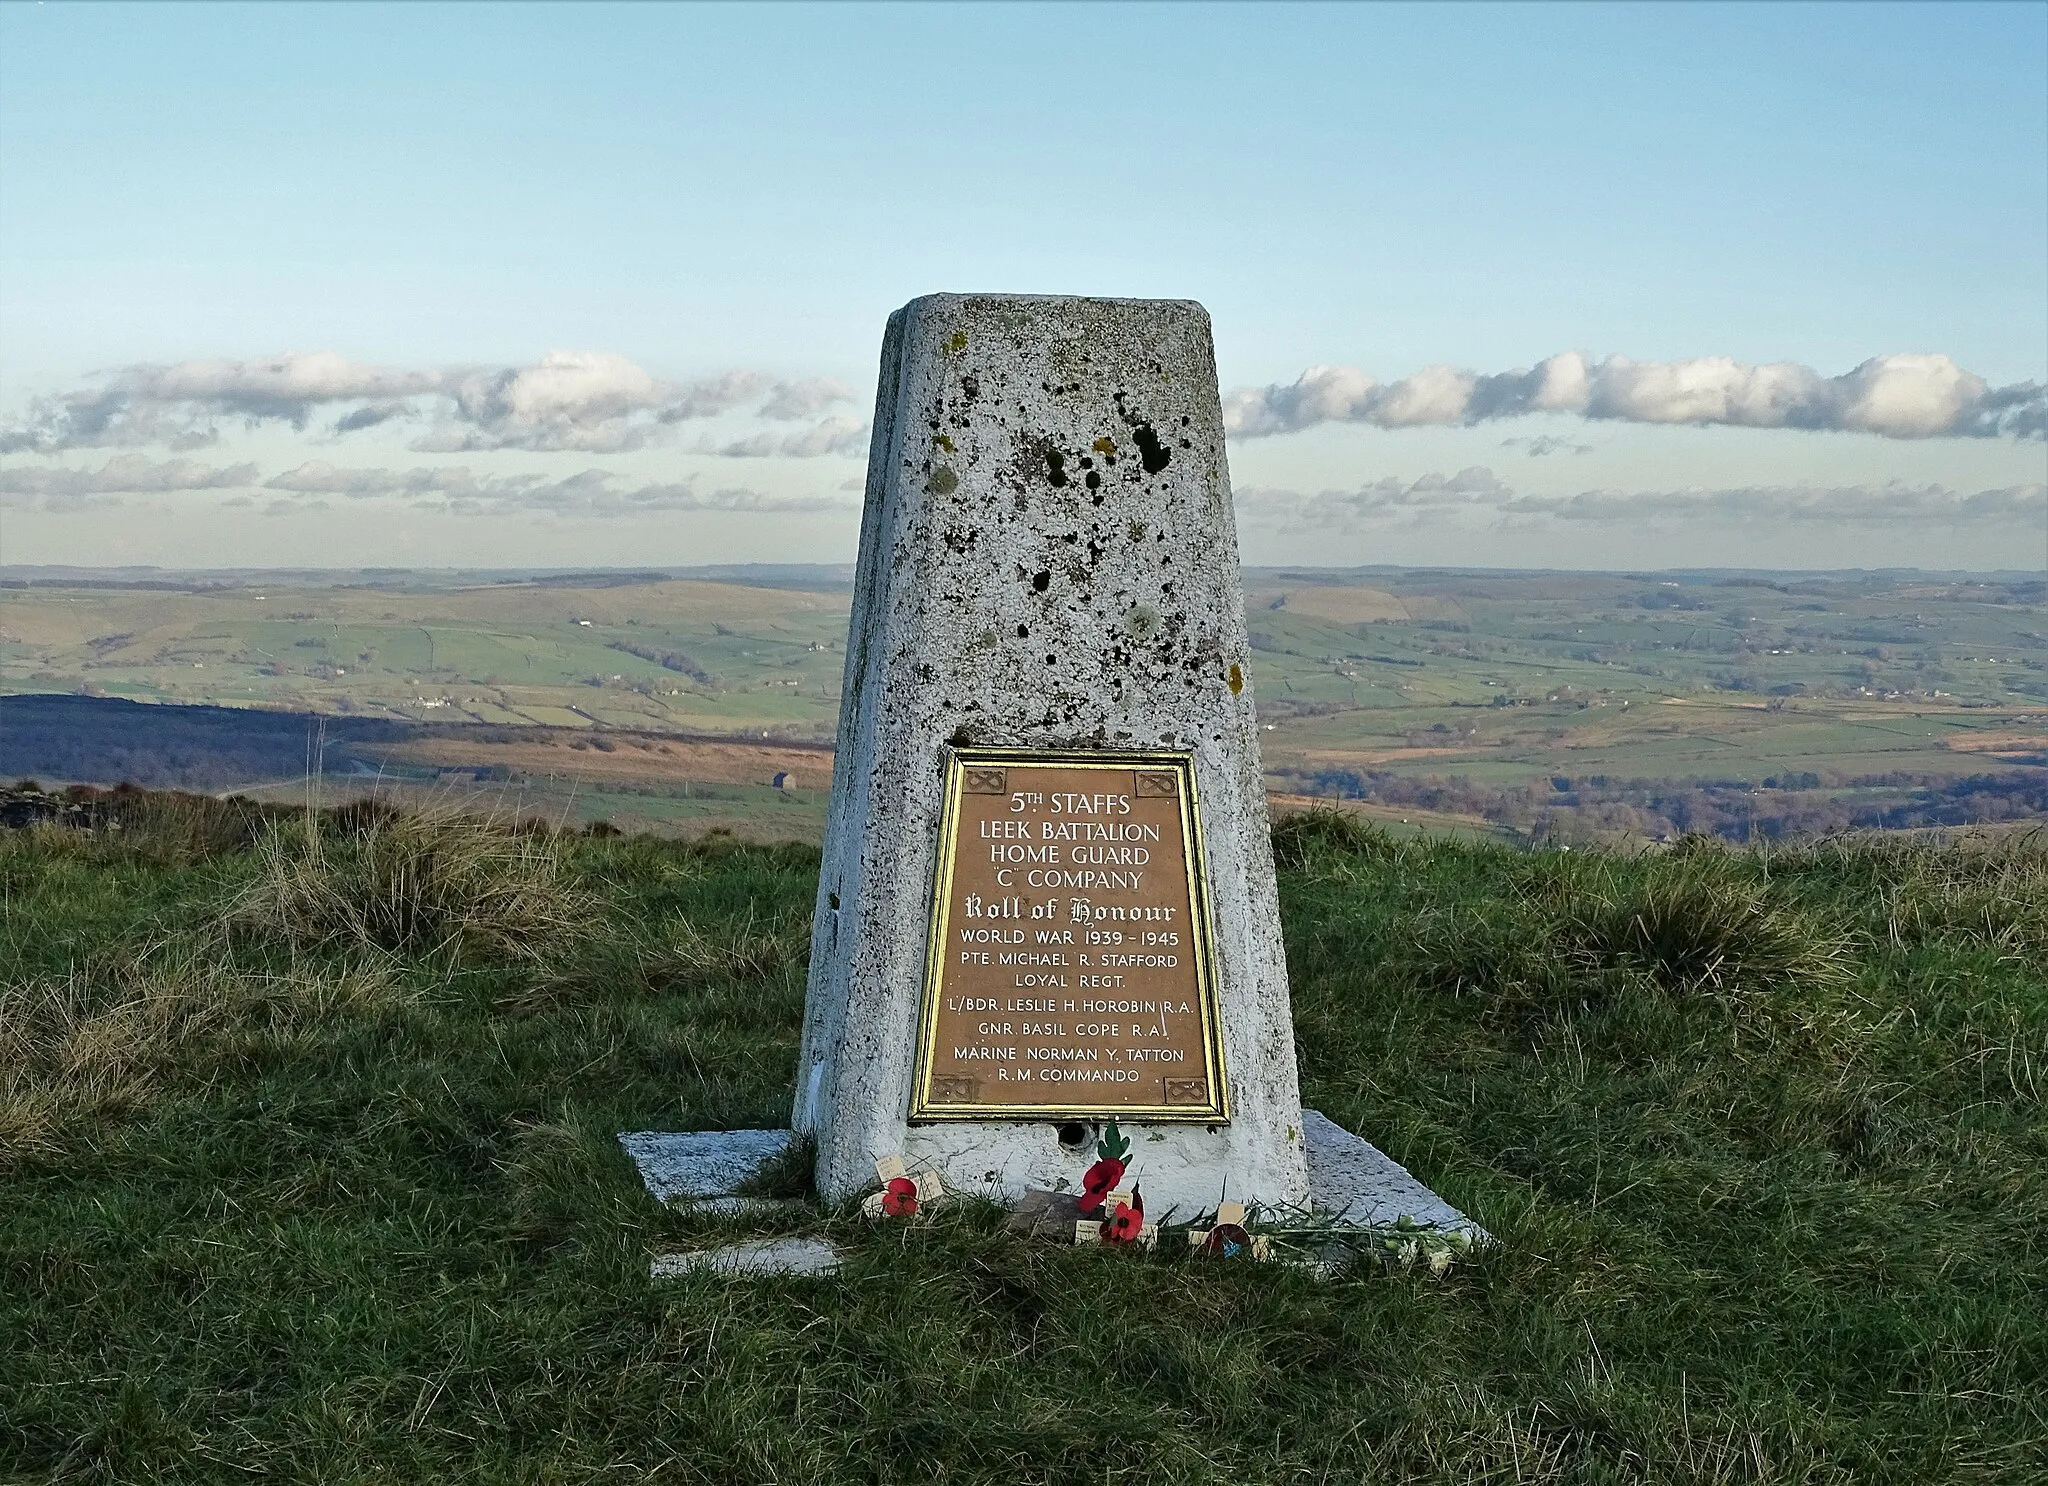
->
<box><xmin>650</xmin><ymin>1237</ymin><xmax>844</xmax><ymax>1278</ymax></box>
<box><xmin>618</xmin><ymin>1128</ymin><xmax>793</xmax><ymax>1205</ymax></box>
<box><xmin>1302</xmin><ymin>1109</ymin><xmax>1488</xmax><ymax>1240</ymax></box>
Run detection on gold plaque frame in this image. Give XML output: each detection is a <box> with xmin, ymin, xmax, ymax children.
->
<box><xmin>908</xmin><ymin>747</ymin><xmax>1231</xmax><ymax>1123</ymax></box>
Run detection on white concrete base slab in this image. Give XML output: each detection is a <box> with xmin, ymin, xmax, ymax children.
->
<box><xmin>1302</xmin><ymin>1109</ymin><xmax>1487</xmax><ymax>1240</ymax></box>
<box><xmin>650</xmin><ymin>1237</ymin><xmax>843</xmax><ymax>1278</ymax></box>
<box><xmin>618</xmin><ymin>1129</ymin><xmax>793</xmax><ymax>1206</ymax></box>
<box><xmin>620</xmin><ymin>1116</ymin><xmax>1486</xmax><ymax>1245</ymax></box>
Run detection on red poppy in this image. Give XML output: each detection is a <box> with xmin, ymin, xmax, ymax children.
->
<box><xmin>1076</xmin><ymin>1157</ymin><xmax>1127</xmax><ymax>1215</ymax></box>
<box><xmin>881</xmin><ymin>1176</ymin><xmax>919</xmax><ymax>1217</ymax></box>
<box><xmin>1102</xmin><ymin>1189</ymin><xmax>1145</xmax><ymax>1245</ymax></box>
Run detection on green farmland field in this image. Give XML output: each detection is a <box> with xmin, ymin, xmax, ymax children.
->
<box><xmin>4</xmin><ymin>565</ymin><xmax>2043</xmax><ymax>842</ymax></box>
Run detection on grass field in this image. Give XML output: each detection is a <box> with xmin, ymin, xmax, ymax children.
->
<box><xmin>3</xmin><ymin>796</ymin><xmax>2042</xmax><ymax>1482</ymax></box>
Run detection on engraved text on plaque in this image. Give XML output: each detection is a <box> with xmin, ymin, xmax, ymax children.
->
<box><xmin>909</xmin><ymin>749</ymin><xmax>1229</xmax><ymax>1121</ymax></box>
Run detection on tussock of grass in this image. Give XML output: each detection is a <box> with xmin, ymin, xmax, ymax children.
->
<box><xmin>1271</xmin><ymin>803</ymin><xmax>1387</xmax><ymax>870</ymax></box>
<box><xmin>645</xmin><ymin>911</ymin><xmax>807</xmax><ymax>986</ymax></box>
<box><xmin>1278</xmin><ymin>810</ymin><xmax>1848</xmax><ymax>1010</ymax></box>
<box><xmin>1552</xmin><ymin>861</ymin><xmax>1851</xmax><ymax>994</ymax></box>
<box><xmin>0</xmin><ymin>967</ymin><xmax>199</xmax><ymax>1168</ymax></box>
<box><xmin>231</xmin><ymin>808</ymin><xmax>596</xmax><ymax>962</ymax></box>
<box><xmin>503</xmin><ymin>877</ymin><xmax>809</xmax><ymax>1014</ymax></box>
<box><xmin>0</xmin><ymin>948</ymin><xmax>401</xmax><ymax>1171</ymax></box>
<box><xmin>500</xmin><ymin>1106</ymin><xmax>651</xmax><ymax>1249</ymax></box>
<box><xmin>733</xmin><ymin>1129</ymin><xmax>817</xmax><ymax>1199</ymax></box>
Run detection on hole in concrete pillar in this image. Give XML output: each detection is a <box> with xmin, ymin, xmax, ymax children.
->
<box><xmin>1056</xmin><ymin>1121</ymin><xmax>1091</xmax><ymax>1152</ymax></box>
<box><xmin>1133</xmin><ymin>424</ymin><xmax>1171</xmax><ymax>474</ymax></box>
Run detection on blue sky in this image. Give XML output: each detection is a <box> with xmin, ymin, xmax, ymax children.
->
<box><xmin>2</xmin><ymin>1</ymin><xmax>2043</xmax><ymax>570</ymax></box>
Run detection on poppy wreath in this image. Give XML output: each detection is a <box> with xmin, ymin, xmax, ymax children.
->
<box><xmin>880</xmin><ymin>1176</ymin><xmax>919</xmax><ymax>1217</ymax></box>
<box><xmin>1102</xmin><ymin>1187</ymin><xmax>1145</xmax><ymax>1245</ymax></box>
<box><xmin>1076</xmin><ymin>1122</ymin><xmax>1132</xmax><ymax>1216</ymax></box>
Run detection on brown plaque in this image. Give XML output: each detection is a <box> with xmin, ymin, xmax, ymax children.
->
<box><xmin>909</xmin><ymin>749</ymin><xmax>1229</xmax><ymax>1122</ymax></box>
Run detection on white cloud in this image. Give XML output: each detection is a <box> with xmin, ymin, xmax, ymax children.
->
<box><xmin>698</xmin><ymin>415</ymin><xmax>870</xmax><ymax>458</ymax></box>
<box><xmin>0</xmin><ymin>454</ymin><xmax>259</xmax><ymax>510</ymax></box>
<box><xmin>428</xmin><ymin>351</ymin><xmax>670</xmax><ymax>451</ymax></box>
<box><xmin>264</xmin><ymin>497</ymin><xmax>329</xmax><ymax>517</ymax></box>
<box><xmin>1501</xmin><ymin>434</ymin><xmax>1594</xmax><ymax>457</ymax></box>
<box><xmin>262</xmin><ymin>461</ymin><xmax>856</xmax><ymax>518</ymax></box>
<box><xmin>1226</xmin><ymin>352</ymin><xmax>2047</xmax><ymax>441</ymax></box>
<box><xmin>758</xmin><ymin>377</ymin><xmax>857</xmax><ymax>420</ymax></box>
<box><xmin>0</xmin><ymin>354</ymin><xmax>439</xmax><ymax>453</ymax></box>
<box><xmin>1238</xmin><ymin>468</ymin><xmax>2048</xmax><ymax>530</ymax></box>
<box><xmin>1508</xmin><ymin>480</ymin><xmax>2048</xmax><ymax>526</ymax></box>
<box><xmin>0</xmin><ymin>352</ymin><xmax>869</xmax><ymax>456</ymax></box>
<box><xmin>265</xmin><ymin>461</ymin><xmax>480</xmax><ymax>498</ymax></box>
<box><xmin>1239</xmin><ymin>468</ymin><xmax>1513</xmax><ymax>527</ymax></box>
<box><xmin>0</xmin><ymin>454</ymin><xmax>862</xmax><ymax>519</ymax></box>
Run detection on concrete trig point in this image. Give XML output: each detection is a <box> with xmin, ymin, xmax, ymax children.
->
<box><xmin>791</xmin><ymin>293</ymin><xmax>1466</xmax><ymax>1228</ymax></box>
<box><xmin>793</xmin><ymin>293</ymin><xmax>1302</xmax><ymax>1214</ymax></box>
<box><xmin>624</xmin><ymin>293</ymin><xmax>1477</xmax><ymax>1244</ymax></box>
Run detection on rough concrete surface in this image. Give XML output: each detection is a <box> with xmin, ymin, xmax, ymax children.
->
<box><xmin>650</xmin><ymin>1237</ymin><xmax>844</xmax><ymax>1279</ymax></box>
<box><xmin>794</xmin><ymin>294</ymin><xmax>1310</xmax><ymax>1215</ymax></box>
<box><xmin>617</xmin><ymin>1129</ymin><xmax>792</xmax><ymax>1205</ymax></box>
<box><xmin>1303</xmin><ymin>1110</ymin><xmax>1487</xmax><ymax>1239</ymax></box>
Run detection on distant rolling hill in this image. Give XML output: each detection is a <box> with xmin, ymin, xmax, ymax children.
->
<box><xmin>4</xmin><ymin>566</ymin><xmax>2044</xmax><ymax>843</ymax></box>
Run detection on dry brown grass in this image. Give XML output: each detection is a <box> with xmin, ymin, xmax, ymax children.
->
<box><xmin>498</xmin><ymin>906</ymin><xmax>807</xmax><ymax>1015</ymax></box>
<box><xmin>0</xmin><ymin>949</ymin><xmax>400</xmax><ymax>1171</ymax></box>
<box><xmin>364</xmin><ymin>732</ymin><xmax>835</xmax><ymax>791</ymax></box>
<box><xmin>645</xmin><ymin>912</ymin><xmax>806</xmax><ymax>986</ymax></box>
<box><xmin>230</xmin><ymin>807</ymin><xmax>598</xmax><ymax>962</ymax></box>
<box><xmin>0</xmin><ymin>784</ymin><xmax>284</xmax><ymax>863</ymax></box>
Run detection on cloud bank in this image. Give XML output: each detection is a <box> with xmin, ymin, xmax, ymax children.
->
<box><xmin>260</xmin><ymin>461</ymin><xmax>856</xmax><ymax>517</ymax></box>
<box><xmin>1239</xmin><ymin>468</ymin><xmax>2048</xmax><ymax>530</ymax></box>
<box><xmin>1225</xmin><ymin>353</ymin><xmax>2047</xmax><ymax>441</ymax></box>
<box><xmin>9</xmin><ymin>347</ymin><xmax>2035</xmax><ymax>457</ymax></box>
<box><xmin>0</xmin><ymin>351</ymin><xmax>866</xmax><ymax>456</ymax></box>
<box><xmin>0</xmin><ymin>455</ymin><xmax>261</xmax><ymax>512</ymax></box>
<box><xmin>696</xmin><ymin>415</ymin><xmax>871</xmax><ymax>459</ymax></box>
<box><xmin>0</xmin><ymin>455</ymin><xmax>856</xmax><ymax>519</ymax></box>
<box><xmin>15</xmin><ymin>455</ymin><xmax>2032</xmax><ymax>536</ymax></box>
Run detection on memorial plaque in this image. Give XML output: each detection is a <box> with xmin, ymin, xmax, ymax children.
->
<box><xmin>909</xmin><ymin>748</ymin><xmax>1229</xmax><ymax>1122</ymax></box>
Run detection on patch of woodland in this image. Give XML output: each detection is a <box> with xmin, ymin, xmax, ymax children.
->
<box><xmin>1275</xmin><ymin>762</ymin><xmax>2048</xmax><ymax>843</ymax></box>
